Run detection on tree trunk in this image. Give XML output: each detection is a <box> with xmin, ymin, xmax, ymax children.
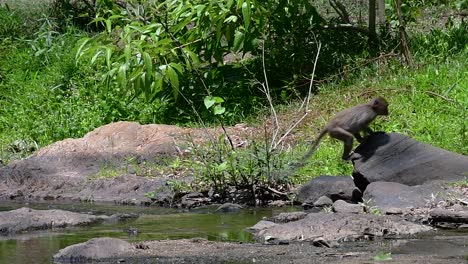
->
<box><xmin>377</xmin><ymin>0</ymin><xmax>386</xmax><ymax>26</ymax></box>
<box><xmin>368</xmin><ymin>0</ymin><xmax>378</xmax><ymax>52</ymax></box>
<box><xmin>394</xmin><ymin>0</ymin><xmax>414</xmax><ymax>68</ymax></box>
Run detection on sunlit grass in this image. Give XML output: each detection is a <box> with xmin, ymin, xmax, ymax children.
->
<box><xmin>291</xmin><ymin>50</ymin><xmax>467</xmax><ymax>180</ymax></box>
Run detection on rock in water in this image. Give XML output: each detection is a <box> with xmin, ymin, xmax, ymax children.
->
<box><xmin>53</xmin><ymin>237</ymin><xmax>133</xmax><ymax>263</ymax></box>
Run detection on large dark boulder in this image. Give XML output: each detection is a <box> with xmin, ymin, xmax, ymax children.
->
<box><xmin>352</xmin><ymin>132</ymin><xmax>468</xmax><ymax>190</ymax></box>
<box><xmin>296</xmin><ymin>176</ymin><xmax>362</xmax><ymax>205</ymax></box>
<box><xmin>363</xmin><ymin>181</ymin><xmax>446</xmax><ymax>211</ymax></box>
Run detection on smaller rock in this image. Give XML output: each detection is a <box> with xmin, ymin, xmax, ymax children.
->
<box><xmin>245</xmin><ymin>220</ymin><xmax>277</xmax><ymax>233</ymax></box>
<box><xmin>313</xmin><ymin>196</ymin><xmax>333</xmax><ymax>207</ymax></box>
<box><xmin>429</xmin><ymin>208</ymin><xmax>468</xmax><ymax>224</ymax></box>
<box><xmin>450</xmin><ymin>204</ymin><xmax>465</xmax><ymax>211</ymax></box>
<box><xmin>135</xmin><ymin>243</ymin><xmax>149</xmax><ymax>250</ymax></box>
<box><xmin>124</xmin><ymin>227</ymin><xmax>139</xmax><ymax>236</ymax></box>
<box><xmin>332</xmin><ymin>200</ymin><xmax>364</xmax><ymax>214</ymax></box>
<box><xmin>435</xmin><ymin>222</ymin><xmax>459</xmax><ymax>229</ymax></box>
<box><xmin>311</xmin><ymin>237</ymin><xmax>338</xmax><ymax>248</ymax></box>
<box><xmin>267</xmin><ymin>212</ymin><xmax>308</xmax><ymax>223</ymax></box>
<box><xmin>296</xmin><ymin>176</ymin><xmax>360</xmax><ymax>204</ymax></box>
<box><xmin>181</xmin><ymin>192</ymin><xmax>210</xmax><ymax>208</ymax></box>
<box><xmin>148</xmin><ymin>186</ymin><xmax>175</xmax><ymax>207</ymax></box>
<box><xmin>215</xmin><ymin>203</ymin><xmax>243</xmax><ymax>212</ymax></box>
<box><xmin>53</xmin><ymin>237</ymin><xmax>133</xmax><ymax>263</ymax></box>
<box><xmin>105</xmin><ymin>213</ymin><xmax>139</xmax><ymax>224</ymax></box>
<box><xmin>363</xmin><ymin>182</ymin><xmax>446</xmax><ymax>210</ymax></box>
<box><xmin>384</xmin><ymin>208</ymin><xmax>403</xmax><ymax>215</ymax></box>
<box><xmin>268</xmin><ymin>200</ymin><xmax>290</xmax><ymax>207</ymax></box>
<box><xmin>0</xmin><ymin>207</ymin><xmax>103</xmax><ymax>236</ymax></box>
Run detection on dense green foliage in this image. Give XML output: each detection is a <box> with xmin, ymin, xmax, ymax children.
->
<box><xmin>0</xmin><ymin>0</ymin><xmax>466</xmax><ymax>191</ymax></box>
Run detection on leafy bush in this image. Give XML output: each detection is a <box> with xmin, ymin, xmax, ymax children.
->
<box><xmin>0</xmin><ymin>4</ymin><xmax>25</xmax><ymax>38</ymax></box>
<box><xmin>412</xmin><ymin>21</ymin><xmax>468</xmax><ymax>58</ymax></box>
<box><xmin>75</xmin><ymin>0</ymin><xmax>375</xmax><ymax>122</ymax></box>
<box><xmin>186</xmin><ymin>133</ymin><xmax>292</xmax><ymax>203</ymax></box>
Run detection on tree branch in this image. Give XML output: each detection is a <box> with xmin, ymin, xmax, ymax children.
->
<box><xmin>322</xmin><ymin>24</ymin><xmax>371</xmax><ymax>36</ymax></box>
<box><xmin>329</xmin><ymin>0</ymin><xmax>351</xmax><ymax>23</ymax></box>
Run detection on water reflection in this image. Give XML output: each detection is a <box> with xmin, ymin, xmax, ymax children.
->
<box><xmin>0</xmin><ymin>201</ymin><xmax>295</xmax><ymax>264</ymax></box>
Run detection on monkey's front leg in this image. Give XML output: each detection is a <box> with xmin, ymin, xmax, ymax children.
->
<box><xmin>354</xmin><ymin>133</ymin><xmax>364</xmax><ymax>143</ymax></box>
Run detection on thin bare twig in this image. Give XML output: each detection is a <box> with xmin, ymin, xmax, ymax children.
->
<box><xmin>258</xmin><ymin>41</ymin><xmax>279</xmax><ymax>151</ymax></box>
<box><xmin>306</xmin><ymin>41</ymin><xmax>322</xmax><ymax>111</ymax></box>
<box><xmin>270</xmin><ymin>41</ymin><xmax>322</xmax><ymax>150</ymax></box>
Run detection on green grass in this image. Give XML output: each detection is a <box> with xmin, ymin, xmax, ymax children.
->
<box><xmin>292</xmin><ymin>49</ymin><xmax>467</xmax><ymax>180</ymax></box>
<box><xmin>0</xmin><ymin>1</ymin><xmax>466</xmax><ymax>188</ymax></box>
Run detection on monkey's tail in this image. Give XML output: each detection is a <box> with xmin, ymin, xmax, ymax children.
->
<box><xmin>281</xmin><ymin>129</ymin><xmax>327</xmax><ymax>179</ymax></box>
<box><xmin>299</xmin><ymin>128</ymin><xmax>327</xmax><ymax>164</ymax></box>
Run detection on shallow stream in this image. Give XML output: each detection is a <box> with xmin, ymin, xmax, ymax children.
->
<box><xmin>0</xmin><ymin>201</ymin><xmax>467</xmax><ymax>264</ymax></box>
<box><xmin>0</xmin><ymin>201</ymin><xmax>295</xmax><ymax>264</ymax></box>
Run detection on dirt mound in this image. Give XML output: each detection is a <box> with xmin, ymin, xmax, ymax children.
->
<box><xmin>0</xmin><ymin>121</ymin><xmax>253</xmax><ymax>204</ymax></box>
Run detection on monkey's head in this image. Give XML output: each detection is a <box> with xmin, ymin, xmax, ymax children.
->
<box><xmin>370</xmin><ymin>97</ymin><xmax>389</xmax><ymax>116</ymax></box>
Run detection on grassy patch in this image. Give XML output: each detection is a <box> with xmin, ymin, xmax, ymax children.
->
<box><xmin>88</xmin><ymin>163</ymin><xmax>122</xmax><ymax>181</ymax></box>
<box><xmin>447</xmin><ymin>178</ymin><xmax>468</xmax><ymax>188</ymax></box>
<box><xmin>292</xmin><ymin>48</ymin><xmax>467</xmax><ymax>180</ymax></box>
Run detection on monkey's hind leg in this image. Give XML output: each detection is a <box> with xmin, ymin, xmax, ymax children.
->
<box><xmin>328</xmin><ymin>127</ymin><xmax>354</xmax><ymax>160</ymax></box>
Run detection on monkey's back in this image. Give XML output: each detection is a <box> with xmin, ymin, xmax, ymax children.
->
<box><xmin>327</xmin><ymin>104</ymin><xmax>377</xmax><ymax>134</ymax></box>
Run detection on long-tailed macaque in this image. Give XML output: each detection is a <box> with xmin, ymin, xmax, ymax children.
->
<box><xmin>301</xmin><ymin>96</ymin><xmax>389</xmax><ymax>162</ymax></box>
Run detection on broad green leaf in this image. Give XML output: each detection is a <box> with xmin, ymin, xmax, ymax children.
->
<box><xmin>216</xmin><ymin>19</ymin><xmax>224</xmax><ymax>43</ymax></box>
<box><xmin>90</xmin><ymin>50</ymin><xmax>103</xmax><ymax>65</ymax></box>
<box><xmin>124</xmin><ymin>45</ymin><xmax>131</xmax><ymax>63</ymax></box>
<box><xmin>204</xmin><ymin>96</ymin><xmax>216</xmax><ymax>109</ymax></box>
<box><xmin>194</xmin><ymin>5</ymin><xmax>206</xmax><ymax>17</ymax></box>
<box><xmin>216</xmin><ymin>162</ymin><xmax>228</xmax><ymax>172</ymax></box>
<box><xmin>173</xmin><ymin>16</ymin><xmax>193</xmax><ymax>34</ymax></box>
<box><xmin>105</xmin><ymin>19</ymin><xmax>112</xmax><ymax>33</ymax></box>
<box><xmin>117</xmin><ymin>63</ymin><xmax>128</xmax><ymax>87</ymax></box>
<box><xmin>169</xmin><ymin>62</ymin><xmax>184</xmax><ymax>73</ymax></box>
<box><xmin>75</xmin><ymin>38</ymin><xmax>92</xmax><ymax>61</ymax></box>
<box><xmin>224</xmin><ymin>15</ymin><xmax>238</xmax><ymax>23</ymax></box>
<box><xmin>213</xmin><ymin>105</ymin><xmax>226</xmax><ymax>115</ymax></box>
<box><xmin>133</xmin><ymin>73</ymin><xmax>141</xmax><ymax>94</ymax></box>
<box><xmin>140</xmin><ymin>72</ymin><xmax>146</xmax><ymax>89</ymax></box>
<box><xmin>166</xmin><ymin>66</ymin><xmax>179</xmax><ymax>98</ymax></box>
<box><xmin>105</xmin><ymin>47</ymin><xmax>113</xmax><ymax>69</ymax></box>
<box><xmin>213</xmin><ymin>96</ymin><xmax>224</xmax><ymax>103</ymax></box>
<box><xmin>233</xmin><ymin>30</ymin><xmax>245</xmax><ymax>52</ymax></box>
<box><xmin>183</xmin><ymin>48</ymin><xmax>200</xmax><ymax>67</ymax></box>
<box><xmin>109</xmin><ymin>15</ymin><xmax>123</xmax><ymax>20</ymax></box>
<box><xmin>226</xmin><ymin>0</ymin><xmax>234</xmax><ymax>9</ymax></box>
<box><xmin>143</xmin><ymin>52</ymin><xmax>152</xmax><ymax>72</ymax></box>
<box><xmin>242</xmin><ymin>0</ymin><xmax>251</xmax><ymax>30</ymax></box>
<box><xmin>151</xmin><ymin>71</ymin><xmax>164</xmax><ymax>100</ymax></box>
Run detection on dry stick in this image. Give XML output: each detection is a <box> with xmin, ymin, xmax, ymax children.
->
<box><xmin>271</xmin><ymin>42</ymin><xmax>322</xmax><ymax>150</ymax></box>
<box><xmin>305</xmin><ymin>41</ymin><xmax>322</xmax><ymax>112</ymax></box>
<box><xmin>257</xmin><ymin>41</ymin><xmax>280</xmax><ymax>151</ymax></box>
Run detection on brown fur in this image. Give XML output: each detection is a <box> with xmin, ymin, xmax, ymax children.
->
<box><xmin>301</xmin><ymin>97</ymin><xmax>389</xmax><ymax>162</ymax></box>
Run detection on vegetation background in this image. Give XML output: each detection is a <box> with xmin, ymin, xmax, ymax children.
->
<box><xmin>0</xmin><ymin>0</ymin><xmax>466</xmax><ymax>195</ymax></box>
